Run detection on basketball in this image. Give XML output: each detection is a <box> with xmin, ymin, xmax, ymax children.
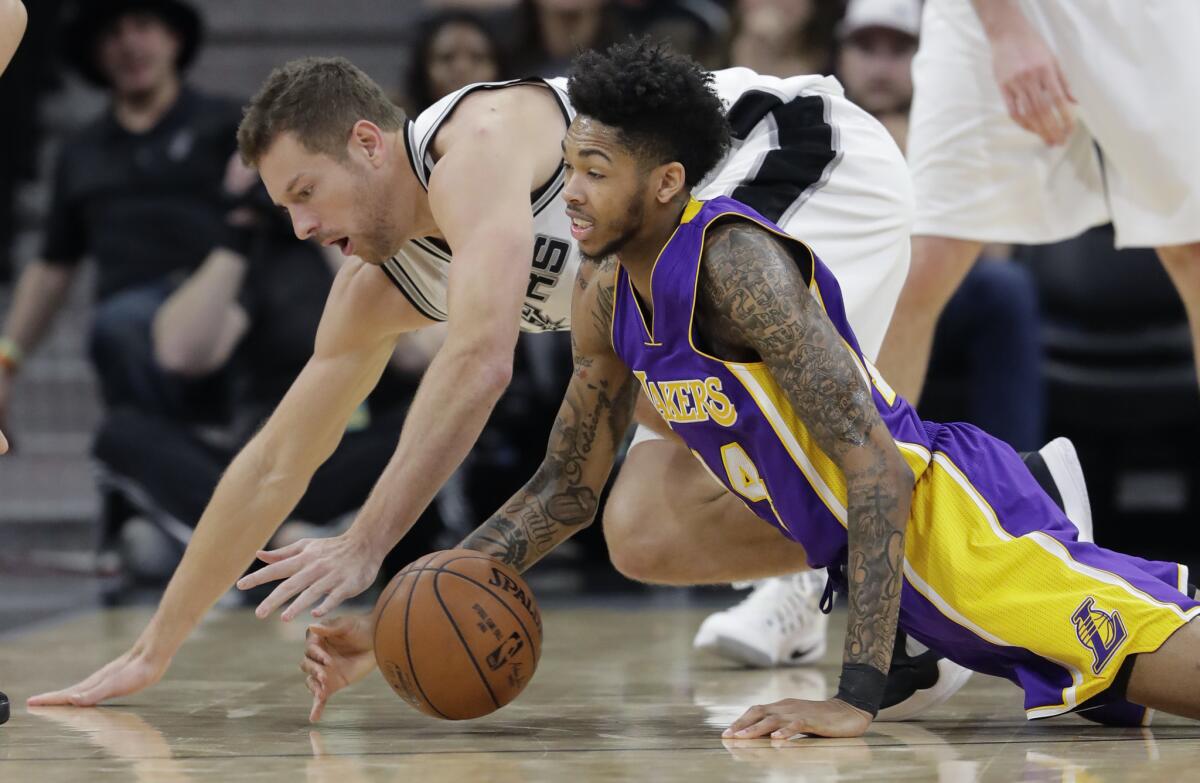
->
<box><xmin>373</xmin><ymin>549</ymin><xmax>543</xmax><ymax>720</ymax></box>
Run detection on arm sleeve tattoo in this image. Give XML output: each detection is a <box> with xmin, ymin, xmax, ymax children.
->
<box><xmin>697</xmin><ymin>221</ymin><xmax>914</xmax><ymax>684</ymax></box>
<box><xmin>461</xmin><ymin>257</ymin><xmax>637</xmax><ymax>572</ymax></box>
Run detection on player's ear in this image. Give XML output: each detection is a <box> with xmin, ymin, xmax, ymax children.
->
<box><xmin>349</xmin><ymin>120</ymin><xmax>386</xmax><ymax>168</ymax></box>
<box><xmin>654</xmin><ymin>161</ymin><xmax>687</xmax><ymax>205</ymax></box>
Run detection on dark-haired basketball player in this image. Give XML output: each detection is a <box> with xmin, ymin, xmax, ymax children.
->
<box><xmin>30</xmin><ymin>43</ymin><xmax>1079</xmax><ymax>714</ymax></box>
<box><xmin>300</xmin><ymin>41</ymin><xmax>1200</xmax><ymax>738</ymax></box>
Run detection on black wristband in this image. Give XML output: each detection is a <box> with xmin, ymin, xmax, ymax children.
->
<box><xmin>220</xmin><ymin>221</ymin><xmax>256</xmax><ymax>259</ymax></box>
<box><xmin>835</xmin><ymin>663</ymin><xmax>888</xmax><ymax>717</ymax></box>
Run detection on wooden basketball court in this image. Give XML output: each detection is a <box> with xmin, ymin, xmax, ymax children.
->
<box><xmin>3</xmin><ymin>602</ymin><xmax>1198</xmax><ymax>781</ymax></box>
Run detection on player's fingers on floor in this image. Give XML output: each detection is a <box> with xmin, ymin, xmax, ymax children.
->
<box><xmin>280</xmin><ymin>577</ymin><xmax>335</xmax><ymax>623</ymax></box>
<box><xmin>723</xmin><ymin>704</ymin><xmax>768</xmax><ymax>736</ymax></box>
<box><xmin>26</xmin><ymin>688</ymin><xmax>75</xmax><ymax>706</ymax></box>
<box><xmin>309</xmin><ymin>693</ymin><xmax>326</xmax><ymax>723</ymax></box>
<box><xmin>771</xmin><ymin>720</ymin><xmax>814</xmax><ymax>739</ymax></box>
<box><xmin>733</xmin><ymin>716</ymin><xmax>787</xmax><ymax>739</ymax></box>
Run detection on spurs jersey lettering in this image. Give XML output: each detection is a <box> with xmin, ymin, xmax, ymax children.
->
<box><xmin>382</xmin><ymin>78</ymin><xmax>578</xmax><ymax>333</ymax></box>
<box><xmin>382</xmin><ymin>70</ymin><xmax>840</xmax><ymax>333</ymax></box>
<box><xmin>610</xmin><ymin>196</ymin><xmax>931</xmax><ymax>570</ymax></box>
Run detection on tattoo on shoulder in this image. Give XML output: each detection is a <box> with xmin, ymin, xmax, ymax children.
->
<box><xmin>697</xmin><ymin>218</ymin><xmax>909</xmax><ymax>676</ymax></box>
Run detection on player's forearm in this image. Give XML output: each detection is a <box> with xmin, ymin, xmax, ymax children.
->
<box><xmin>969</xmin><ymin>0</ymin><xmax>1032</xmax><ymax>40</ymax></box>
<box><xmin>459</xmin><ymin>459</ymin><xmax>604</xmax><ymax>572</ymax></box>
<box><xmin>841</xmin><ymin>448</ymin><xmax>913</xmax><ymax>679</ymax></box>
<box><xmin>0</xmin><ymin>0</ymin><xmax>26</xmax><ymax>75</ymax></box>
<box><xmin>152</xmin><ymin>249</ymin><xmax>248</xmax><ymax>375</ymax></box>
<box><xmin>135</xmin><ymin>439</ymin><xmax>317</xmax><ymax>660</ymax></box>
<box><xmin>350</xmin><ymin>340</ymin><xmax>514</xmax><ymax>561</ymax></box>
<box><xmin>1</xmin><ymin>261</ymin><xmax>75</xmax><ymax>363</ymax></box>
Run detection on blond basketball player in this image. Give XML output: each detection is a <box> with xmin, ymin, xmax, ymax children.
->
<box><xmin>877</xmin><ymin>0</ymin><xmax>1200</xmax><ymax>403</ymax></box>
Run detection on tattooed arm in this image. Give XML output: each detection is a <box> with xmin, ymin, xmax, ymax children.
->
<box><xmin>461</xmin><ymin>257</ymin><xmax>638</xmax><ymax>570</ymax></box>
<box><xmin>699</xmin><ymin>220</ymin><xmax>914</xmax><ymax>739</ymax></box>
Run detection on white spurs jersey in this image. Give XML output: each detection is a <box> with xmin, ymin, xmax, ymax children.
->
<box><xmin>381</xmin><ymin>69</ymin><xmax>839</xmax><ymax>333</ymax></box>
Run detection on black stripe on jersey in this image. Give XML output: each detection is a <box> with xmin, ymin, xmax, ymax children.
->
<box><xmin>382</xmin><ymin>257</ymin><xmax>449</xmax><ymax>321</ymax></box>
<box><xmin>531</xmin><ymin>168</ymin><xmax>566</xmax><ymax>217</ymax></box>
<box><xmin>402</xmin><ymin>120</ymin><xmax>427</xmax><ymax>190</ymax></box>
<box><xmin>728</xmin><ymin>92</ymin><xmax>839</xmax><ymax>224</ymax></box>
<box><xmin>726</xmin><ymin>90</ymin><xmax>788</xmax><ymax>140</ymax></box>
<box><xmin>413</xmin><ymin>237</ymin><xmax>453</xmax><ymax>262</ymax></box>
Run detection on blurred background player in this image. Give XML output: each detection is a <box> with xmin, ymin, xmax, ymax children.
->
<box><xmin>0</xmin><ymin>0</ymin><xmax>26</xmax><ymax>455</ymax></box>
<box><xmin>877</xmin><ymin>0</ymin><xmax>1200</xmax><ymax>412</ymax></box>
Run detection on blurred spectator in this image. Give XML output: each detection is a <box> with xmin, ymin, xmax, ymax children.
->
<box><xmin>0</xmin><ymin>0</ymin><xmax>241</xmax><ymax>439</ymax></box>
<box><xmin>620</xmin><ymin>0</ymin><xmax>733</xmax><ymax>68</ymax></box>
<box><xmin>92</xmin><ymin>168</ymin><xmax>444</xmax><ymax>582</ymax></box>
<box><xmin>402</xmin><ymin>9</ymin><xmax>508</xmax><ymax>114</ymax></box>
<box><xmin>834</xmin><ymin>0</ymin><xmax>916</xmax><ymax>149</ymax></box>
<box><xmin>509</xmin><ymin>0</ymin><xmax>628</xmax><ymax>77</ymax></box>
<box><xmin>835</xmin><ymin>0</ymin><xmax>1044</xmax><ymax>449</ymax></box>
<box><xmin>728</xmin><ymin>0</ymin><xmax>843</xmax><ymax>77</ymax></box>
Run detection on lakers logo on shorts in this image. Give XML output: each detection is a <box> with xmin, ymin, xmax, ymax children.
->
<box><xmin>1072</xmin><ymin>596</ymin><xmax>1128</xmax><ymax>675</ymax></box>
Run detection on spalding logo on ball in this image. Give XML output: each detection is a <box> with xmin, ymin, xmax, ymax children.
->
<box><xmin>373</xmin><ymin>550</ymin><xmax>543</xmax><ymax>720</ymax></box>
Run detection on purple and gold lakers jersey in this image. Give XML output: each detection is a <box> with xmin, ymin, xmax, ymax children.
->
<box><xmin>610</xmin><ymin>196</ymin><xmax>931</xmax><ymax>570</ymax></box>
<box><xmin>611</xmin><ymin>195</ymin><xmax>1200</xmax><ymax>722</ymax></box>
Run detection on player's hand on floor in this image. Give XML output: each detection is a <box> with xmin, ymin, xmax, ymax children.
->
<box><xmin>301</xmin><ymin>615</ymin><xmax>377</xmax><ymax>723</ymax></box>
<box><xmin>989</xmin><ymin>19</ymin><xmax>1076</xmax><ymax>146</ymax></box>
<box><xmin>723</xmin><ymin>698</ymin><xmax>872</xmax><ymax>739</ymax></box>
<box><xmin>237</xmin><ymin>532</ymin><xmax>383</xmax><ymax>622</ymax></box>
<box><xmin>26</xmin><ymin>647</ymin><xmax>168</xmax><ymax>707</ymax></box>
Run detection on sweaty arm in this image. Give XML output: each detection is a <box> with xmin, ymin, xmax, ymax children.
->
<box><xmin>26</xmin><ymin>262</ymin><xmax>430</xmax><ymax>707</ymax></box>
<box><xmin>701</xmin><ymin>223</ymin><xmax>913</xmax><ymax>737</ymax></box>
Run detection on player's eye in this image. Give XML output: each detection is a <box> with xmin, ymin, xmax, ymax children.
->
<box><xmin>587</xmin><ymin>171</ymin><xmax>604</xmax><ymax>180</ymax></box>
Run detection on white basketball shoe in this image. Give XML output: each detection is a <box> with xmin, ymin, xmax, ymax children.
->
<box><xmin>1033</xmin><ymin>436</ymin><xmax>1094</xmax><ymax>543</ymax></box>
<box><xmin>693</xmin><ymin>569</ymin><xmax>829</xmax><ymax>668</ymax></box>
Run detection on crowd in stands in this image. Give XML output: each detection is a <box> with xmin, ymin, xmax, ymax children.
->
<box><xmin>0</xmin><ymin>0</ymin><xmax>1191</xmax><ymax>588</ymax></box>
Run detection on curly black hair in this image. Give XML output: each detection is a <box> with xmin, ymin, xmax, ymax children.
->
<box><xmin>567</xmin><ymin>38</ymin><xmax>731</xmax><ymax>189</ymax></box>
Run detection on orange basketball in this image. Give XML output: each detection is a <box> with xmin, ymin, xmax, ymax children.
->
<box><xmin>373</xmin><ymin>549</ymin><xmax>543</xmax><ymax>720</ymax></box>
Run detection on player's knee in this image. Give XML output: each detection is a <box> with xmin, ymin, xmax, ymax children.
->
<box><xmin>602</xmin><ymin>490</ymin><xmax>671</xmax><ymax>582</ymax></box>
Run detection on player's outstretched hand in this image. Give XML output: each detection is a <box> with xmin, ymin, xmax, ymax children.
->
<box><xmin>988</xmin><ymin>18</ymin><xmax>1076</xmax><ymax>146</ymax></box>
<box><xmin>0</xmin><ymin>426</ymin><xmax>8</xmax><ymax>454</ymax></box>
<box><xmin>723</xmin><ymin>698</ymin><xmax>872</xmax><ymax>740</ymax></box>
<box><xmin>26</xmin><ymin>647</ymin><xmax>168</xmax><ymax>707</ymax></box>
<box><xmin>237</xmin><ymin>532</ymin><xmax>383</xmax><ymax>622</ymax></box>
<box><xmin>301</xmin><ymin>616</ymin><xmax>377</xmax><ymax>723</ymax></box>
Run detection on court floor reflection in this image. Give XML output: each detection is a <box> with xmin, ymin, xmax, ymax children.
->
<box><xmin>3</xmin><ymin>606</ymin><xmax>1200</xmax><ymax>782</ymax></box>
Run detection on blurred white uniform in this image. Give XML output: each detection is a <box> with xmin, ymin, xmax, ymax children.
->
<box><xmin>909</xmin><ymin>0</ymin><xmax>1200</xmax><ymax>248</ymax></box>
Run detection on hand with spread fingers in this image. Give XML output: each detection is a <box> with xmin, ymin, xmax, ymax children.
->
<box><xmin>237</xmin><ymin>532</ymin><xmax>383</xmax><ymax>622</ymax></box>
<box><xmin>26</xmin><ymin>648</ymin><xmax>168</xmax><ymax>708</ymax></box>
<box><xmin>722</xmin><ymin>698</ymin><xmax>873</xmax><ymax>740</ymax></box>
<box><xmin>301</xmin><ymin>615</ymin><xmax>377</xmax><ymax>723</ymax></box>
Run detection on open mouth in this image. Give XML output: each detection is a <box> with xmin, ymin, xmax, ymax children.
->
<box><xmin>334</xmin><ymin>237</ymin><xmax>353</xmax><ymax>256</ymax></box>
<box><xmin>568</xmin><ymin>214</ymin><xmax>594</xmax><ymax>241</ymax></box>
